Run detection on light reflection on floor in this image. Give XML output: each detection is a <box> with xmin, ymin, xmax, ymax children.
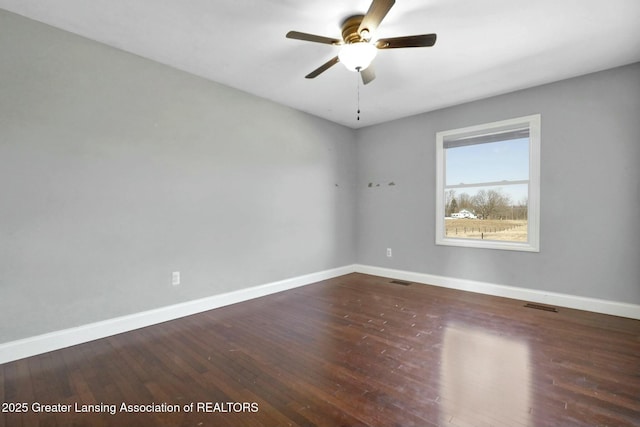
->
<box><xmin>440</xmin><ymin>323</ymin><xmax>531</xmax><ymax>427</ymax></box>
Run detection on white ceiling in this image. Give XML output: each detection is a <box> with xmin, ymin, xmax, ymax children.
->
<box><xmin>1</xmin><ymin>0</ymin><xmax>639</xmax><ymax>128</ymax></box>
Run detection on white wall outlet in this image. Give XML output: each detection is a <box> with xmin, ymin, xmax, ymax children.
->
<box><xmin>172</xmin><ymin>271</ymin><xmax>180</xmax><ymax>286</ymax></box>
<box><xmin>386</xmin><ymin>248</ymin><xmax>392</xmax><ymax>257</ymax></box>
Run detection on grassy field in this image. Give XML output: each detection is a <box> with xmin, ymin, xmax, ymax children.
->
<box><xmin>445</xmin><ymin>219</ymin><xmax>528</xmax><ymax>241</ymax></box>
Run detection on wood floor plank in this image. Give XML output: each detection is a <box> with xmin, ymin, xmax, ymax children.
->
<box><xmin>1</xmin><ymin>273</ymin><xmax>639</xmax><ymax>426</ymax></box>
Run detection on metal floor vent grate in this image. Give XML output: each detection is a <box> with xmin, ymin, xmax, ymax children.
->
<box><xmin>389</xmin><ymin>280</ymin><xmax>412</xmax><ymax>286</ymax></box>
<box><xmin>524</xmin><ymin>303</ymin><xmax>558</xmax><ymax>312</ymax></box>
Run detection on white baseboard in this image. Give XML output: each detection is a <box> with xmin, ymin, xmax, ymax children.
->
<box><xmin>354</xmin><ymin>264</ymin><xmax>640</xmax><ymax>320</ymax></box>
<box><xmin>2</xmin><ymin>263</ymin><xmax>637</xmax><ymax>365</ymax></box>
<box><xmin>0</xmin><ymin>265</ymin><xmax>353</xmax><ymax>365</ymax></box>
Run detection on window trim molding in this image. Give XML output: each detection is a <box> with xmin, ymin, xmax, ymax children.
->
<box><xmin>435</xmin><ymin>114</ymin><xmax>541</xmax><ymax>252</ymax></box>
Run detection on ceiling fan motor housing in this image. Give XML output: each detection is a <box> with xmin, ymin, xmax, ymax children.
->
<box><xmin>342</xmin><ymin>15</ymin><xmax>366</xmax><ymax>43</ymax></box>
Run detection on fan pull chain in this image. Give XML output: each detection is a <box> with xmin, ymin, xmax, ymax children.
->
<box><xmin>356</xmin><ymin>68</ymin><xmax>361</xmax><ymax>121</ymax></box>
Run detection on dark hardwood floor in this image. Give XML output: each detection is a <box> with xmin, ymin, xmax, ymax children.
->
<box><xmin>2</xmin><ymin>273</ymin><xmax>639</xmax><ymax>426</ymax></box>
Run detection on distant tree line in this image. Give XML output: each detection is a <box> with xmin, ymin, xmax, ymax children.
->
<box><xmin>445</xmin><ymin>189</ymin><xmax>528</xmax><ymax>220</ymax></box>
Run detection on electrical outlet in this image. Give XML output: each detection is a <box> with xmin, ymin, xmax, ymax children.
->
<box><xmin>386</xmin><ymin>248</ymin><xmax>392</xmax><ymax>257</ymax></box>
<box><xmin>172</xmin><ymin>271</ymin><xmax>180</xmax><ymax>286</ymax></box>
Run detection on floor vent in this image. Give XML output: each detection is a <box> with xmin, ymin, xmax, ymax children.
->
<box><xmin>524</xmin><ymin>303</ymin><xmax>558</xmax><ymax>312</ymax></box>
<box><xmin>390</xmin><ymin>280</ymin><xmax>412</xmax><ymax>286</ymax></box>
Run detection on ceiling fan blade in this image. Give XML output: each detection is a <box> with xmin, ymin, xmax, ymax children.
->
<box><xmin>286</xmin><ymin>31</ymin><xmax>342</xmax><ymax>45</ymax></box>
<box><xmin>361</xmin><ymin>65</ymin><xmax>376</xmax><ymax>85</ymax></box>
<box><xmin>305</xmin><ymin>56</ymin><xmax>340</xmax><ymax>79</ymax></box>
<box><xmin>376</xmin><ymin>33</ymin><xmax>437</xmax><ymax>49</ymax></box>
<box><xmin>358</xmin><ymin>0</ymin><xmax>395</xmax><ymax>36</ymax></box>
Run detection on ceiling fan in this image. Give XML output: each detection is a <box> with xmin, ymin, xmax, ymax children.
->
<box><xmin>286</xmin><ymin>0</ymin><xmax>437</xmax><ymax>85</ymax></box>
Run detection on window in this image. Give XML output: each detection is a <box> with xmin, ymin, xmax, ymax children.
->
<box><xmin>436</xmin><ymin>114</ymin><xmax>540</xmax><ymax>252</ymax></box>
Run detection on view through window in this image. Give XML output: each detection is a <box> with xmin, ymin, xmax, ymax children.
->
<box><xmin>436</xmin><ymin>115</ymin><xmax>540</xmax><ymax>251</ymax></box>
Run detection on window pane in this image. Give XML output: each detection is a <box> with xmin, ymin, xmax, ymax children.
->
<box><xmin>436</xmin><ymin>114</ymin><xmax>540</xmax><ymax>252</ymax></box>
<box><xmin>444</xmin><ymin>184</ymin><xmax>528</xmax><ymax>242</ymax></box>
<box><xmin>445</xmin><ymin>138</ymin><xmax>529</xmax><ymax>186</ymax></box>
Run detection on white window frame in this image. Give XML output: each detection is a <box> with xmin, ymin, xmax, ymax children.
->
<box><xmin>435</xmin><ymin>114</ymin><xmax>541</xmax><ymax>252</ymax></box>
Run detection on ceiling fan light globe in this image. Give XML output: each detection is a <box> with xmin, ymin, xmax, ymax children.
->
<box><xmin>338</xmin><ymin>42</ymin><xmax>377</xmax><ymax>72</ymax></box>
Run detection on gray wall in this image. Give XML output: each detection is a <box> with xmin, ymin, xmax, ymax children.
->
<box><xmin>356</xmin><ymin>62</ymin><xmax>640</xmax><ymax>304</ymax></box>
<box><xmin>2</xmin><ymin>9</ymin><xmax>638</xmax><ymax>345</ymax></box>
<box><xmin>0</xmin><ymin>10</ymin><xmax>356</xmax><ymax>342</ymax></box>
